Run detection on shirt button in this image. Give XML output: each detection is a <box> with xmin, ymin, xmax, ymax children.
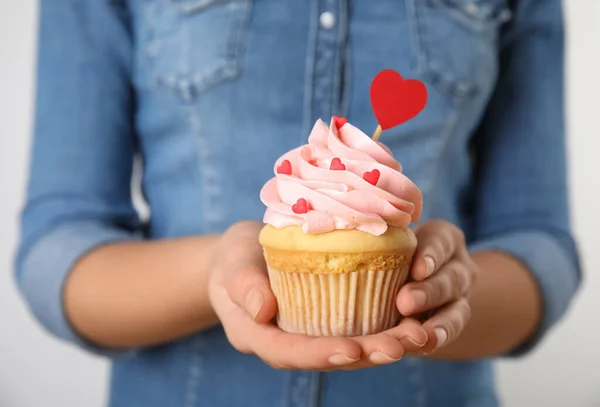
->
<box><xmin>319</xmin><ymin>11</ymin><xmax>336</xmax><ymax>30</ymax></box>
<box><xmin>464</xmin><ymin>3</ymin><xmax>480</xmax><ymax>17</ymax></box>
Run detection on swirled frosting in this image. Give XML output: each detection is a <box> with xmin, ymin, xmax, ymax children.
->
<box><xmin>260</xmin><ymin>118</ymin><xmax>422</xmax><ymax>236</ymax></box>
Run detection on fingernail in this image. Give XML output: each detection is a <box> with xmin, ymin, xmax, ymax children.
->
<box><xmin>245</xmin><ymin>290</ymin><xmax>264</xmax><ymax>320</ymax></box>
<box><xmin>411</xmin><ymin>290</ymin><xmax>427</xmax><ymax>310</ymax></box>
<box><xmin>369</xmin><ymin>351</ymin><xmax>401</xmax><ymax>364</ymax></box>
<box><xmin>434</xmin><ymin>328</ymin><xmax>448</xmax><ymax>349</ymax></box>
<box><xmin>406</xmin><ymin>337</ymin><xmax>427</xmax><ymax>347</ymax></box>
<box><xmin>424</xmin><ymin>256</ymin><xmax>435</xmax><ymax>277</ymax></box>
<box><xmin>328</xmin><ymin>354</ymin><xmax>359</xmax><ymax>366</ymax></box>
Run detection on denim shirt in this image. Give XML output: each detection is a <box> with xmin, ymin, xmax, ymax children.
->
<box><xmin>17</xmin><ymin>1</ymin><xmax>580</xmax><ymax>406</ymax></box>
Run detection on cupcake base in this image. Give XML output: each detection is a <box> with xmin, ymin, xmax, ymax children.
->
<box><xmin>259</xmin><ymin>225</ymin><xmax>417</xmax><ymax>337</ymax></box>
<box><xmin>267</xmin><ymin>264</ymin><xmax>410</xmax><ymax>337</ymax></box>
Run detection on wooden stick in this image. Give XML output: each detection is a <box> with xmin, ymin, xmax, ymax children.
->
<box><xmin>372</xmin><ymin>124</ymin><xmax>383</xmax><ymax>141</ymax></box>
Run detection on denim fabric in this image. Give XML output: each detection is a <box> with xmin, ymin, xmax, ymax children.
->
<box><xmin>16</xmin><ymin>0</ymin><xmax>580</xmax><ymax>406</ymax></box>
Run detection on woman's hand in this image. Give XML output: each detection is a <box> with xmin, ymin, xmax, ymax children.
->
<box><xmin>208</xmin><ymin>221</ymin><xmax>428</xmax><ymax>370</ymax></box>
<box><xmin>397</xmin><ymin>220</ymin><xmax>479</xmax><ymax>354</ymax></box>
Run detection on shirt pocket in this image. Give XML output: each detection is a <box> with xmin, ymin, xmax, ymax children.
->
<box><xmin>143</xmin><ymin>0</ymin><xmax>253</xmax><ymax>101</ymax></box>
<box><xmin>410</xmin><ymin>0</ymin><xmax>512</xmax><ymax>103</ymax></box>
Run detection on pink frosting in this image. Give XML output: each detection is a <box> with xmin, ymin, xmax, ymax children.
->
<box><xmin>260</xmin><ymin>118</ymin><xmax>422</xmax><ymax>236</ymax></box>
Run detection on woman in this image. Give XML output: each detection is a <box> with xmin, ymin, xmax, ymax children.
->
<box><xmin>17</xmin><ymin>1</ymin><xmax>580</xmax><ymax>406</ymax></box>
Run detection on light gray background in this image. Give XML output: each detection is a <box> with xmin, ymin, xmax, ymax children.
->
<box><xmin>1</xmin><ymin>2</ymin><xmax>598</xmax><ymax>407</ymax></box>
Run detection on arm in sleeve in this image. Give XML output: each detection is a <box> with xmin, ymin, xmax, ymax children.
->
<box><xmin>468</xmin><ymin>0</ymin><xmax>582</xmax><ymax>356</ymax></box>
<box><xmin>15</xmin><ymin>0</ymin><xmax>140</xmax><ymax>356</ymax></box>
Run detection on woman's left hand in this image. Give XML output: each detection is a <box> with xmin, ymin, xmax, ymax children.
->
<box><xmin>334</xmin><ymin>220</ymin><xmax>478</xmax><ymax>370</ymax></box>
<box><xmin>397</xmin><ymin>220</ymin><xmax>479</xmax><ymax>354</ymax></box>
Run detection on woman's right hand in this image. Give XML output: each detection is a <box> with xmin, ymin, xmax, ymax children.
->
<box><xmin>208</xmin><ymin>221</ymin><xmax>428</xmax><ymax>370</ymax></box>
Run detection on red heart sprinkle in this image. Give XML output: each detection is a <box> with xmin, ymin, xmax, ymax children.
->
<box><xmin>276</xmin><ymin>160</ymin><xmax>292</xmax><ymax>175</ymax></box>
<box><xmin>363</xmin><ymin>169</ymin><xmax>381</xmax><ymax>185</ymax></box>
<box><xmin>370</xmin><ymin>69</ymin><xmax>428</xmax><ymax>130</ymax></box>
<box><xmin>292</xmin><ymin>198</ymin><xmax>309</xmax><ymax>214</ymax></box>
<box><xmin>329</xmin><ymin>157</ymin><xmax>346</xmax><ymax>171</ymax></box>
<box><xmin>333</xmin><ymin>116</ymin><xmax>348</xmax><ymax>130</ymax></box>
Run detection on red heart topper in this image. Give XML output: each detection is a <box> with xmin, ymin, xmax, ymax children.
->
<box><xmin>329</xmin><ymin>157</ymin><xmax>346</xmax><ymax>171</ymax></box>
<box><xmin>363</xmin><ymin>169</ymin><xmax>380</xmax><ymax>186</ymax></box>
<box><xmin>292</xmin><ymin>198</ymin><xmax>309</xmax><ymax>214</ymax></box>
<box><xmin>276</xmin><ymin>159</ymin><xmax>292</xmax><ymax>175</ymax></box>
<box><xmin>370</xmin><ymin>70</ymin><xmax>428</xmax><ymax>130</ymax></box>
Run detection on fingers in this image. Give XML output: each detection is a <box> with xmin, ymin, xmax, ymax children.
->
<box><xmin>394</xmin><ymin>220</ymin><xmax>475</xmax><ymax>355</ymax></box>
<box><xmin>411</xmin><ymin>220</ymin><xmax>466</xmax><ymax>280</ymax></box>
<box><xmin>213</xmin><ymin>273</ymin><xmax>363</xmax><ymax>370</ymax></box>
<box><xmin>397</xmin><ymin>259</ymin><xmax>475</xmax><ymax>316</ymax></box>
<box><xmin>350</xmin><ymin>333</ymin><xmax>404</xmax><ymax>365</ymax></box>
<box><xmin>421</xmin><ymin>298</ymin><xmax>471</xmax><ymax>353</ymax></box>
<box><xmin>213</xmin><ymin>277</ymin><xmax>363</xmax><ymax>370</ymax></box>
<box><xmin>225</xmin><ymin>306</ymin><xmax>362</xmax><ymax>370</ymax></box>
<box><xmin>379</xmin><ymin>318</ymin><xmax>429</xmax><ymax>354</ymax></box>
<box><xmin>349</xmin><ymin>318</ymin><xmax>427</xmax><ymax>365</ymax></box>
<box><xmin>252</xmin><ymin>328</ymin><xmax>362</xmax><ymax>370</ymax></box>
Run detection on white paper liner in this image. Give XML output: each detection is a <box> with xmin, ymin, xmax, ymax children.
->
<box><xmin>267</xmin><ymin>266</ymin><xmax>410</xmax><ymax>336</ymax></box>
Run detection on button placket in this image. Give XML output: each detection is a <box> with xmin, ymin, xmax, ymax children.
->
<box><xmin>310</xmin><ymin>0</ymin><xmax>345</xmax><ymax>125</ymax></box>
<box><xmin>292</xmin><ymin>1</ymin><xmax>347</xmax><ymax>406</ymax></box>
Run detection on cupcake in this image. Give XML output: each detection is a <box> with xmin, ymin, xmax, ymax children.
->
<box><xmin>259</xmin><ymin>117</ymin><xmax>422</xmax><ymax>337</ymax></box>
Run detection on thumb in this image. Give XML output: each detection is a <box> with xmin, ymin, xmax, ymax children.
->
<box><xmin>217</xmin><ymin>221</ymin><xmax>278</xmax><ymax>324</ymax></box>
<box><xmin>217</xmin><ymin>221</ymin><xmax>278</xmax><ymax>323</ymax></box>
<box><xmin>224</xmin><ymin>261</ymin><xmax>278</xmax><ymax>323</ymax></box>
